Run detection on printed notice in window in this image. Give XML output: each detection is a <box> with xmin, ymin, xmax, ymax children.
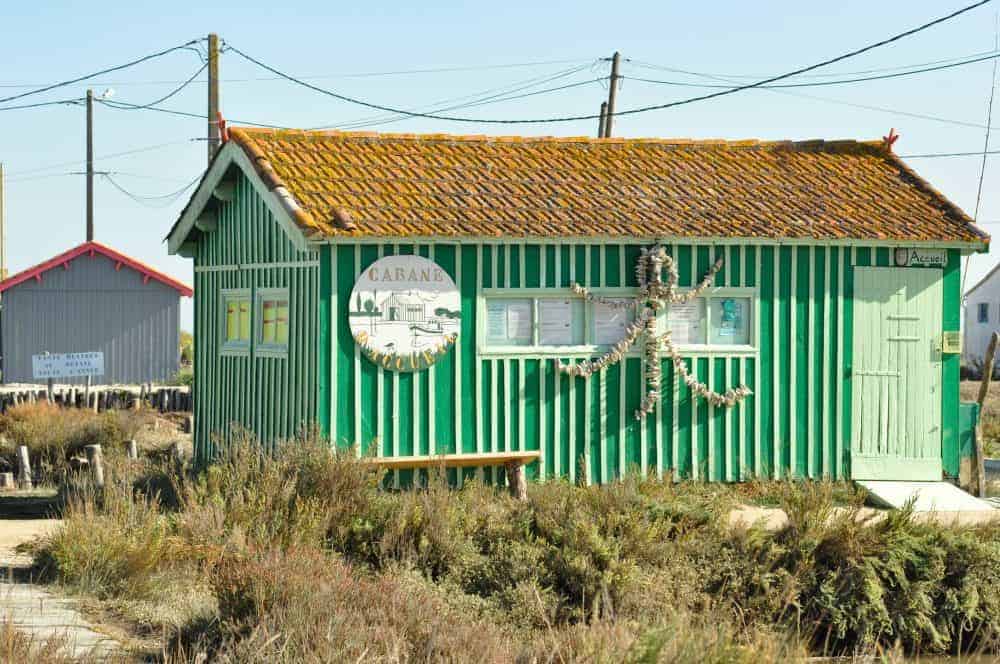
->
<box><xmin>539</xmin><ymin>299</ymin><xmax>582</xmax><ymax>345</ymax></box>
<box><xmin>506</xmin><ymin>301</ymin><xmax>533</xmax><ymax>342</ymax></box>
<box><xmin>486</xmin><ymin>301</ymin><xmax>507</xmax><ymax>341</ymax></box>
<box><xmin>487</xmin><ymin>299</ymin><xmax>532</xmax><ymax>345</ymax></box>
<box><xmin>593</xmin><ymin>299</ymin><xmax>634</xmax><ymax>345</ymax></box>
<box><xmin>667</xmin><ymin>300</ymin><xmax>705</xmax><ymax>344</ymax></box>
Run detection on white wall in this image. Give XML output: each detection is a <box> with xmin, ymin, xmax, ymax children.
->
<box><xmin>964</xmin><ymin>266</ymin><xmax>1000</xmax><ymax>365</ymax></box>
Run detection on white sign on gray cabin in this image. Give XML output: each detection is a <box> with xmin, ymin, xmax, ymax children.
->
<box><xmin>32</xmin><ymin>352</ymin><xmax>105</xmax><ymax>379</ymax></box>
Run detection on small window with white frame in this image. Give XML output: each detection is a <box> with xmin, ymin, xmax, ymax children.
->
<box><xmin>666</xmin><ymin>290</ymin><xmax>754</xmax><ymax>349</ymax></box>
<box><xmin>257</xmin><ymin>289</ymin><xmax>290</xmax><ymax>355</ymax></box>
<box><xmin>221</xmin><ymin>289</ymin><xmax>251</xmax><ymax>353</ymax></box>
<box><xmin>979</xmin><ymin>302</ymin><xmax>989</xmax><ymax>324</ymax></box>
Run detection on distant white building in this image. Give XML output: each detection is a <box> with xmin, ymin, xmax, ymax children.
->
<box><xmin>964</xmin><ymin>263</ymin><xmax>1000</xmax><ymax>364</ymax></box>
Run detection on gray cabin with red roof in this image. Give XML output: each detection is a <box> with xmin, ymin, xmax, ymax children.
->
<box><xmin>0</xmin><ymin>242</ymin><xmax>192</xmax><ymax>385</ymax></box>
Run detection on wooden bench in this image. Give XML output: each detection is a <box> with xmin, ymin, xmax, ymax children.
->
<box><xmin>365</xmin><ymin>451</ymin><xmax>540</xmax><ymax>499</ymax></box>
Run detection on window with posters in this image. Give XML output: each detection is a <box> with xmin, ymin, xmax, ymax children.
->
<box><xmin>666</xmin><ymin>290</ymin><xmax>754</xmax><ymax>349</ymax></box>
<box><xmin>480</xmin><ymin>287</ymin><xmax>754</xmax><ymax>355</ymax></box>
<box><xmin>480</xmin><ymin>290</ymin><xmax>632</xmax><ymax>354</ymax></box>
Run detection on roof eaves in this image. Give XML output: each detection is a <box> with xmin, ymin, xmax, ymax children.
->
<box><xmin>228</xmin><ymin>128</ymin><xmax>356</xmax><ymax>232</ymax></box>
<box><xmin>887</xmin><ymin>149</ymin><xmax>990</xmax><ymax>248</ymax></box>
<box><xmin>0</xmin><ymin>242</ymin><xmax>192</xmax><ymax>296</ymax></box>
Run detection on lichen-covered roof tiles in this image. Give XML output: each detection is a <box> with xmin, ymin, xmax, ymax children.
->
<box><xmin>223</xmin><ymin>127</ymin><xmax>989</xmax><ymax>245</ymax></box>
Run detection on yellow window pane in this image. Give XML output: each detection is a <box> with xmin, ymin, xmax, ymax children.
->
<box><xmin>276</xmin><ymin>302</ymin><xmax>289</xmax><ymax>345</ymax></box>
<box><xmin>262</xmin><ymin>301</ymin><xmax>276</xmax><ymax>344</ymax></box>
<box><xmin>226</xmin><ymin>301</ymin><xmax>237</xmax><ymax>341</ymax></box>
<box><xmin>239</xmin><ymin>301</ymin><xmax>250</xmax><ymax>341</ymax></box>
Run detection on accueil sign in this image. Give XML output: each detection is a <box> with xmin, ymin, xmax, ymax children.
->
<box><xmin>349</xmin><ymin>255</ymin><xmax>461</xmax><ymax>372</ymax></box>
<box><xmin>893</xmin><ymin>247</ymin><xmax>947</xmax><ymax>268</ymax></box>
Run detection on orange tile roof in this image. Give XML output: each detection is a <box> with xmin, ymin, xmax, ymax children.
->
<box><xmin>225</xmin><ymin>127</ymin><xmax>988</xmax><ymax>245</ymax></box>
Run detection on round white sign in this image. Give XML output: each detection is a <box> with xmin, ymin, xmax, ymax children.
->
<box><xmin>349</xmin><ymin>255</ymin><xmax>461</xmax><ymax>372</ymax></box>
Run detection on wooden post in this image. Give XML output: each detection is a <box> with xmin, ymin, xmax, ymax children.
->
<box><xmin>84</xmin><ymin>375</ymin><xmax>91</xmax><ymax>410</ymax></box>
<box><xmin>16</xmin><ymin>445</ymin><xmax>31</xmax><ymax>490</ymax></box>
<box><xmin>505</xmin><ymin>461</ymin><xmax>527</xmax><ymax>501</ymax></box>
<box><xmin>0</xmin><ymin>472</ymin><xmax>14</xmax><ymax>491</ymax></box>
<box><xmin>207</xmin><ymin>33</ymin><xmax>221</xmax><ymax>163</ymax></box>
<box><xmin>603</xmin><ymin>51</ymin><xmax>621</xmax><ymax>138</ymax></box>
<box><xmin>86</xmin><ymin>89</ymin><xmax>94</xmax><ymax>242</ymax></box>
<box><xmin>127</xmin><ymin>439</ymin><xmax>138</xmax><ymax>460</ymax></box>
<box><xmin>84</xmin><ymin>444</ymin><xmax>104</xmax><ymax>488</ymax></box>
<box><xmin>974</xmin><ymin>331</ymin><xmax>998</xmax><ymax>498</ymax></box>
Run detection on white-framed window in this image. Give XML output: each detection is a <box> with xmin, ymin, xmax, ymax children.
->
<box><xmin>481</xmin><ymin>289</ymin><xmax>632</xmax><ymax>355</ymax></box>
<box><xmin>256</xmin><ymin>289</ymin><xmax>290</xmax><ymax>356</ymax></box>
<box><xmin>979</xmin><ymin>302</ymin><xmax>989</xmax><ymax>324</ymax></box>
<box><xmin>668</xmin><ymin>289</ymin><xmax>754</xmax><ymax>350</ymax></box>
<box><xmin>221</xmin><ymin>289</ymin><xmax>251</xmax><ymax>354</ymax></box>
<box><xmin>479</xmin><ymin>287</ymin><xmax>755</xmax><ymax>356</ymax></box>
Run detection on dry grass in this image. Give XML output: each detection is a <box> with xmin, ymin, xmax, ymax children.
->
<box><xmin>0</xmin><ymin>402</ymin><xmax>162</xmax><ymax>483</ymax></box>
<box><xmin>22</xmin><ymin>435</ymin><xmax>1000</xmax><ymax>662</ymax></box>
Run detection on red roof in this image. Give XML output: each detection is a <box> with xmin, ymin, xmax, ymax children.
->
<box><xmin>0</xmin><ymin>242</ymin><xmax>192</xmax><ymax>296</ymax></box>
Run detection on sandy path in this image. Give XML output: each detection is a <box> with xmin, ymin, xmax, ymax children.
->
<box><xmin>0</xmin><ymin>518</ymin><xmax>59</xmax><ymax>567</ymax></box>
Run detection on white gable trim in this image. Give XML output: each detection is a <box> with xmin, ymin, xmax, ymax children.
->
<box><xmin>167</xmin><ymin>142</ymin><xmax>311</xmax><ymax>255</ymax></box>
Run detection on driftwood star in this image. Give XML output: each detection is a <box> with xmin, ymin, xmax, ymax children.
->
<box><xmin>555</xmin><ymin>245</ymin><xmax>752</xmax><ymax>420</ymax></box>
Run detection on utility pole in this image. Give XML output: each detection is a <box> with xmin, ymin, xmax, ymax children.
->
<box><xmin>207</xmin><ymin>33</ymin><xmax>220</xmax><ymax>164</ymax></box>
<box><xmin>603</xmin><ymin>52</ymin><xmax>621</xmax><ymax>138</ymax></box>
<box><xmin>0</xmin><ymin>162</ymin><xmax>6</xmax><ymax>280</ymax></box>
<box><xmin>86</xmin><ymin>89</ymin><xmax>94</xmax><ymax>242</ymax></box>
<box><xmin>598</xmin><ymin>102</ymin><xmax>608</xmax><ymax>138</ymax></box>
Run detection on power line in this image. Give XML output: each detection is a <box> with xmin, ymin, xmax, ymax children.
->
<box><xmin>101</xmin><ymin>173</ymin><xmax>200</xmax><ymax>208</ymax></box>
<box><xmin>97</xmin><ymin>99</ymin><xmax>291</xmax><ymax>129</ymax></box>
<box><xmin>900</xmin><ymin>149</ymin><xmax>1000</xmax><ymax>158</ymax></box>
<box><xmin>0</xmin><ymin>97</ymin><xmax>83</xmax><ymax>112</ymax></box>
<box><xmin>0</xmin><ymin>38</ymin><xmax>202</xmax><ymax>105</ymax></box>
<box><xmin>625</xmin><ymin>51</ymin><xmax>1000</xmax><ymax>90</ymax></box>
<box><xmin>5</xmin><ymin>140</ymin><xmax>197</xmax><ymax>179</ymax></box>
<box><xmin>224</xmin><ymin>0</ymin><xmax>994</xmax><ymax>125</ymax></box>
<box><xmin>628</xmin><ymin>48</ymin><xmax>1000</xmax><ymax>81</ymax></box>
<box><xmin>0</xmin><ymin>57</ymin><xmax>595</xmax><ymax>88</ymax></box>
<box><xmin>316</xmin><ymin>63</ymin><xmax>593</xmax><ymax>129</ymax></box>
<box><xmin>111</xmin><ymin>62</ymin><xmax>208</xmax><ymax>110</ymax></box>
<box><xmin>973</xmin><ymin>18</ymin><xmax>999</xmax><ymax>221</ymax></box>
<box><xmin>330</xmin><ymin>67</ymin><xmax>602</xmax><ymax>130</ymax></box>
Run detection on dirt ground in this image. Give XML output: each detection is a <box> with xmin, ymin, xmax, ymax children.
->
<box><xmin>0</xmin><ymin>519</ymin><xmax>59</xmax><ymax>567</ymax></box>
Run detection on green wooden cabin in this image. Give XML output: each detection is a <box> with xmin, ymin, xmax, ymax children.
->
<box><xmin>167</xmin><ymin>128</ymin><xmax>988</xmax><ymax>484</ymax></box>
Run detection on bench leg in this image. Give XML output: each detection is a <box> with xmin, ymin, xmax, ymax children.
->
<box><xmin>505</xmin><ymin>461</ymin><xmax>527</xmax><ymax>501</ymax></box>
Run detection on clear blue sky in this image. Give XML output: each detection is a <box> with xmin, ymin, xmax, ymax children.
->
<box><xmin>2</xmin><ymin>0</ymin><xmax>999</xmax><ymax>331</ymax></box>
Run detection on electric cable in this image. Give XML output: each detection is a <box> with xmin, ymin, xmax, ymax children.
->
<box><xmin>625</xmin><ymin>51</ymin><xmax>1000</xmax><ymax>90</ymax></box>
<box><xmin>0</xmin><ymin>39</ymin><xmax>202</xmax><ymax>105</ymax></box>
<box><xmin>223</xmin><ymin>1</ymin><xmax>994</xmax><ymax>125</ymax></box>
<box><xmin>101</xmin><ymin>173</ymin><xmax>201</xmax><ymax>208</ymax></box>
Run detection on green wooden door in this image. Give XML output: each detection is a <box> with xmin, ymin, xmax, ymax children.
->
<box><xmin>851</xmin><ymin>267</ymin><xmax>942</xmax><ymax>480</ymax></box>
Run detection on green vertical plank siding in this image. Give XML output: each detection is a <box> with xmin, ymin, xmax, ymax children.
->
<box><xmin>194</xmin><ymin>200</ymin><xmax>959</xmax><ymax>486</ymax></box>
<box><xmin>942</xmin><ymin>249</ymin><xmax>961</xmax><ymax>478</ymax></box>
<box><xmin>192</xmin><ymin>173</ymin><xmax>319</xmax><ymax>463</ymax></box>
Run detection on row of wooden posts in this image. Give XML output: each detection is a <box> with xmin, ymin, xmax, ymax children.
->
<box><xmin>0</xmin><ymin>436</ymin><xmax>190</xmax><ymax>491</ymax></box>
<box><xmin>0</xmin><ymin>443</ymin><xmax>110</xmax><ymax>491</ymax></box>
<box><xmin>0</xmin><ymin>384</ymin><xmax>192</xmax><ymax>414</ymax></box>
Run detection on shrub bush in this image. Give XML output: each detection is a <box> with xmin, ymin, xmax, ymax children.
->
<box><xmin>27</xmin><ymin>435</ymin><xmax>1000</xmax><ymax>661</ymax></box>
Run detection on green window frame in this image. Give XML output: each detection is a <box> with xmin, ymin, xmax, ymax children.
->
<box><xmin>256</xmin><ymin>288</ymin><xmax>290</xmax><ymax>357</ymax></box>
<box><xmin>221</xmin><ymin>289</ymin><xmax>251</xmax><ymax>355</ymax></box>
